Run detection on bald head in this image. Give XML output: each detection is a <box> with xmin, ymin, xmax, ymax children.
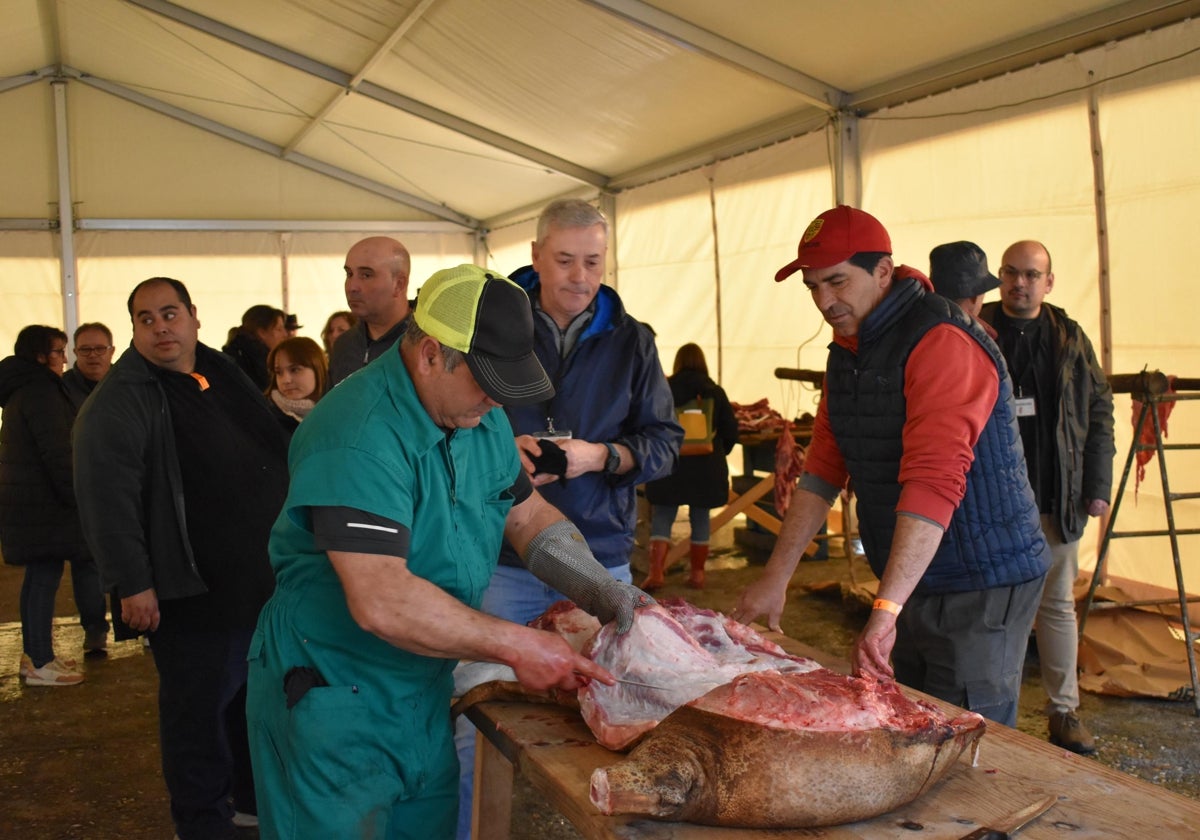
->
<box><xmin>344</xmin><ymin>236</ymin><xmax>412</xmax><ymax>337</ymax></box>
<box><xmin>998</xmin><ymin>240</ymin><xmax>1055</xmax><ymax>319</ymax></box>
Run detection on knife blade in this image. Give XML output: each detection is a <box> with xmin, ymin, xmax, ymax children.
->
<box><xmin>610</xmin><ymin>676</ymin><xmax>674</xmax><ymax>691</ymax></box>
<box><xmin>959</xmin><ymin>794</ymin><xmax>1057</xmax><ymax>840</ymax></box>
<box><xmin>575</xmin><ymin>671</ymin><xmax>673</xmax><ymax>691</ymax></box>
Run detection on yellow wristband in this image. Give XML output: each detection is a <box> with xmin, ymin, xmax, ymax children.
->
<box><xmin>873</xmin><ymin>598</ymin><xmax>902</xmax><ymax>615</ymax></box>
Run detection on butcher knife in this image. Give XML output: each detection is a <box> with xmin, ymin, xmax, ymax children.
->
<box><xmin>959</xmin><ymin>794</ymin><xmax>1057</xmax><ymax>840</ymax></box>
<box><xmin>576</xmin><ymin>671</ymin><xmax>673</xmax><ymax>691</ymax></box>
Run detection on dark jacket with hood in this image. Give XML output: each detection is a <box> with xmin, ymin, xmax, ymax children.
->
<box><xmin>644</xmin><ymin>368</ymin><xmax>739</xmax><ymax>509</ymax></box>
<box><xmin>979</xmin><ymin>300</ymin><xmax>1115</xmax><ymax>542</ymax></box>
<box><xmin>222</xmin><ymin>331</ymin><xmax>270</xmax><ymax>391</ymax></box>
<box><xmin>72</xmin><ymin>343</ymin><xmax>278</xmax><ymax>601</ymax></box>
<box><xmin>826</xmin><ymin>278</ymin><xmax>1049</xmax><ymax>594</ymax></box>
<box><xmin>0</xmin><ymin>356</ymin><xmax>84</xmax><ymax>564</ymax></box>
<box><xmin>500</xmin><ymin>267</ymin><xmax>682</xmax><ymax>568</ymax></box>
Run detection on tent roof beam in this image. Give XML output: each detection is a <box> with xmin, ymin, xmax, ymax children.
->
<box><xmin>282</xmin><ymin>0</ymin><xmax>439</xmax><ymax>156</ymax></box>
<box><xmin>582</xmin><ymin>0</ymin><xmax>843</xmax><ymax>111</ymax></box>
<box><xmin>849</xmin><ymin>0</ymin><xmax>1200</xmax><ymax>112</ymax></box>
<box><xmin>62</xmin><ymin>66</ymin><xmax>478</xmax><ymax>229</ymax></box>
<box><xmin>123</xmin><ymin>0</ymin><xmax>608</xmax><ymax>188</ymax></box>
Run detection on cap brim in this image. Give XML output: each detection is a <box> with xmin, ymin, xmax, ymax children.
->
<box><xmin>969</xmin><ymin>273</ymin><xmax>1000</xmax><ymax>296</ymax></box>
<box><xmin>774</xmin><ymin>258</ymin><xmax>804</xmax><ymax>283</ymax></box>
<box><xmin>466</xmin><ymin>352</ymin><xmax>555</xmax><ymax>406</ymax></box>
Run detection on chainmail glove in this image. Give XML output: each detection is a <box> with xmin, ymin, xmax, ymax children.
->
<box><xmin>523</xmin><ymin>519</ymin><xmax>655</xmax><ymax>633</ymax></box>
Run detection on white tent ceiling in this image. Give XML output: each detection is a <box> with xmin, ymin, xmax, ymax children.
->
<box><xmin>4</xmin><ymin>0</ymin><xmax>1199</xmax><ymax>229</ymax></box>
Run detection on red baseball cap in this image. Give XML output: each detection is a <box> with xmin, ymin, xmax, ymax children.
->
<box><xmin>774</xmin><ymin>205</ymin><xmax>892</xmax><ymax>282</ymax></box>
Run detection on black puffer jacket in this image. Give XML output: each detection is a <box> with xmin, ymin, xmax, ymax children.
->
<box><xmin>0</xmin><ymin>356</ymin><xmax>84</xmax><ymax>565</ymax></box>
<box><xmin>644</xmin><ymin>368</ymin><xmax>739</xmax><ymax>509</ymax></box>
<box><xmin>222</xmin><ymin>332</ymin><xmax>270</xmax><ymax>391</ymax></box>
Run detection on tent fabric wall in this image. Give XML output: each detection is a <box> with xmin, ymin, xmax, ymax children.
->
<box><xmin>484</xmin><ymin>218</ymin><xmax>538</xmax><ymax>280</ymax></box>
<box><xmin>711</xmin><ymin>134</ymin><xmax>836</xmax><ymax>421</ymax></box>
<box><xmin>1092</xmin><ymin>20</ymin><xmax>1200</xmax><ymax>597</ymax></box>
<box><xmin>615</xmin><ymin>169</ymin><xmax>716</xmax><ymax>375</ymax></box>
<box><xmin>0</xmin><ymin>232</ymin><xmax>62</xmax><ymax>355</ymax></box>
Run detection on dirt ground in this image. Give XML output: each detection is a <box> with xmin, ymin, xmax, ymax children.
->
<box><xmin>2</xmin><ymin>524</ymin><xmax>1198</xmax><ymax>839</ymax></box>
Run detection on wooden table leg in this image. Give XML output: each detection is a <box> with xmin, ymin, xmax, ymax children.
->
<box><xmin>472</xmin><ymin>727</ymin><xmax>513</xmax><ymax>840</ymax></box>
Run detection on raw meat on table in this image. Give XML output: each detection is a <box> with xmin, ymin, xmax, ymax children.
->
<box><xmin>590</xmin><ymin>669</ymin><xmax>987</xmax><ymax>827</ymax></box>
<box><xmin>573</xmin><ymin>598</ymin><xmax>820</xmax><ymax>750</ymax></box>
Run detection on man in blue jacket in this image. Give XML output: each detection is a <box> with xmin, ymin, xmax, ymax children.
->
<box><xmin>455</xmin><ymin>199</ymin><xmax>680</xmax><ymax>837</ymax></box>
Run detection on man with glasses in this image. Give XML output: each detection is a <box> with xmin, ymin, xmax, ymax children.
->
<box><xmin>980</xmin><ymin>240</ymin><xmax>1115</xmax><ymax>754</ymax></box>
<box><xmin>62</xmin><ymin>322</ymin><xmax>130</xmax><ymax>650</ymax></box>
<box><xmin>62</xmin><ymin>322</ymin><xmax>115</xmax><ymax>410</ymax></box>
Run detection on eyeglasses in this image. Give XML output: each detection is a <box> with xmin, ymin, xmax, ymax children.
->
<box><xmin>76</xmin><ymin>345</ymin><xmax>113</xmax><ymax>356</ymax></box>
<box><xmin>998</xmin><ymin>267</ymin><xmax>1045</xmax><ymax>283</ymax></box>
<box><xmin>47</xmin><ymin>348</ymin><xmax>67</xmax><ymax>358</ymax></box>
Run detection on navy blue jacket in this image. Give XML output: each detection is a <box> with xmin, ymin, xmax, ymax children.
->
<box><xmin>500</xmin><ymin>269</ymin><xmax>681</xmax><ymax>567</ymax></box>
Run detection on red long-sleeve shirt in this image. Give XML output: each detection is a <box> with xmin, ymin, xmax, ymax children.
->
<box><xmin>802</xmin><ymin>324</ymin><xmax>999</xmax><ymax>529</ymax></box>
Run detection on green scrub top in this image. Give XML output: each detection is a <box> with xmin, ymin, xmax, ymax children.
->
<box><xmin>248</xmin><ymin>347</ymin><xmax>520</xmax><ymax>829</ymax></box>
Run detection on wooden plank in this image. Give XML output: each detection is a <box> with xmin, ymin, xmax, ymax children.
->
<box><xmin>466</xmin><ymin>631</ymin><xmax>1200</xmax><ymax>838</ymax></box>
<box><xmin>472</xmin><ymin>729</ymin><xmax>513</xmax><ymax>840</ymax></box>
<box><xmin>664</xmin><ymin>478</ymin><xmax>818</xmax><ymax>566</ymax></box>
<box><xmin>664</xmin><ymin>479</ymin><xmax>775</xmax><ymax>565</ymax></box>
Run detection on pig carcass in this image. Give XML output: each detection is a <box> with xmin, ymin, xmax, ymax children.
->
<box><xmin>573</xmin><ymin>598</ymin><xmax>821</xmax><ymax>750</ymax></box>
<box><xmin>590</xmin><ymin>669</ymin><xmax>986</xmax><ymax>828</ymax></box>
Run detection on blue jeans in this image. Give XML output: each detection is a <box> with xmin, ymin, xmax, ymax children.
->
<box><xmin>455</xmin><ymin>562</ymin><xmax>632</xmax><ymax>839</ymax></box>
<box><xmin>20</xmin><ymin>559</ymin><xmax>66</xmax><ymax>667</ymax></box>
<box><xmin>649</xmin><ymin>504</ymin><xmax>711</xmax><ymax>544</ymax></box>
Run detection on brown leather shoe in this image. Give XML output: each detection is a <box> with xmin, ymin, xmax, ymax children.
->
<box><xmin>1049</xmin><ymin>711</ymin><xmax>1096</xmax><ymax>754</ymax></box>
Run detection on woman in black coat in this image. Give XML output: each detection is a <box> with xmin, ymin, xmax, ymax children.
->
<box><xmin>222</xmin><ymin>304</ymin><xmax>287</xmax><ymax>390</ymax></box>
<box><xmin>643</xmin><ymin>343</ymin><xmax>739</xmax><ymax>590</ymax></box>
<box><xmin>0</xmin><ymin>326</ymin><xmax>104</xmax><ymax>685</ymax></box>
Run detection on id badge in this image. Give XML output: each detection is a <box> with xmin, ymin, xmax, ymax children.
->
<box><xmin>1014</xmin><ymin>396</ymin><xmax>1037</xmax><ymax>417</ymax></box>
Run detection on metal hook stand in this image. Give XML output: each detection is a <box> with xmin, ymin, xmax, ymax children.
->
<box><xmin>1079</xmin><ymin>371</ymin><xmax>1200</xmax><ymax>714</ymax></box>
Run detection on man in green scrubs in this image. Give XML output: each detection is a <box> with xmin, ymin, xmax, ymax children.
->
<box><xmin>247</xmin><ymin>264</ymin><xmax>648</xmax><ymax>839</ymax></box>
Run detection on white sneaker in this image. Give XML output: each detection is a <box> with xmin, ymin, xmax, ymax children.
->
<box><xmin>20</xmin><ymin>654</ymin><xmax>79</xmax><ymax>678</ymax></box>
<box><xmin>24</xmin><ymin>657</ymin><xmax>85</xmax><ymax>686</ymax></box>
<box><xmin>232</xmin><ymin>811</ymin><xmax>259</xmax><ymax>828</ymax></box>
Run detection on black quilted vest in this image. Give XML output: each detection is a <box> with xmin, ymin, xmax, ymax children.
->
<box><xmin>825</xmin><ymin>279</ymin><xmax>1049</xmax><ymax>594</ymax></box>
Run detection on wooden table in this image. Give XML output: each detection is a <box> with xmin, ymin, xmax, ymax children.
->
<box><xmin>466</xmin><ymin>634</ymin><xmax>1200</xmax><ymax>839</ymax></box>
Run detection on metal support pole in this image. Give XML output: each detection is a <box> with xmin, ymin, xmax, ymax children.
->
<box><xmin>707</xmin><ymin>171</ymin><xmax>723</xmax><ymax>383</ymax></box>
<box><xmin>598</xmin><ymin>192</ymin><xmax>617</xmax><ymax>290</ymax></box>
<box><xmin>1149</xmin><ymin>396</ymin><xmax>1200</xmax><ymax>715</ymax></box>
<box><xmin>52</xmin><ymin>79</ymin><xmax>79</xmax><ymax>348</ymax></box>
<box><xmin>1087</xmin><ymin>82</ymin><xmax>1113</xmax><ymax>375</ymax></box>
<box><xmin>279</xmin><ymin>232</ymin><xmax>292</xmax><ymax>312</ymax></box>
<box><xmin>831</xmin><ymin>111</ymin><xmax>861</xmax><ymax>208</ymax></box>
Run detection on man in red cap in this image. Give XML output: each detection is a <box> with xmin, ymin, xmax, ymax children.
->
<box><xmin>733</xmin><ymin>206</ymin><xmax>1049</xmax><ymax>728</ymax></box>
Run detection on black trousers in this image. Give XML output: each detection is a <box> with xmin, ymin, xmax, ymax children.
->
<box><xmin>150</xmin><ymin>626</ymin><xmax>256</xmax><ymax>840</ymax></box>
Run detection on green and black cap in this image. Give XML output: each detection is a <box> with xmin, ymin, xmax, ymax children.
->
<box><xmin>414</xmin><ymin>264</ymin><xmax>554</xmax><ymax>405</ymax></box>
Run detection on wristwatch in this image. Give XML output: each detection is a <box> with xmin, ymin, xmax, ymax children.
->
<box><xmin>602</xmin><ymin>442</ymin><xmax>621</xmax><ymax>475</ymax></box>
